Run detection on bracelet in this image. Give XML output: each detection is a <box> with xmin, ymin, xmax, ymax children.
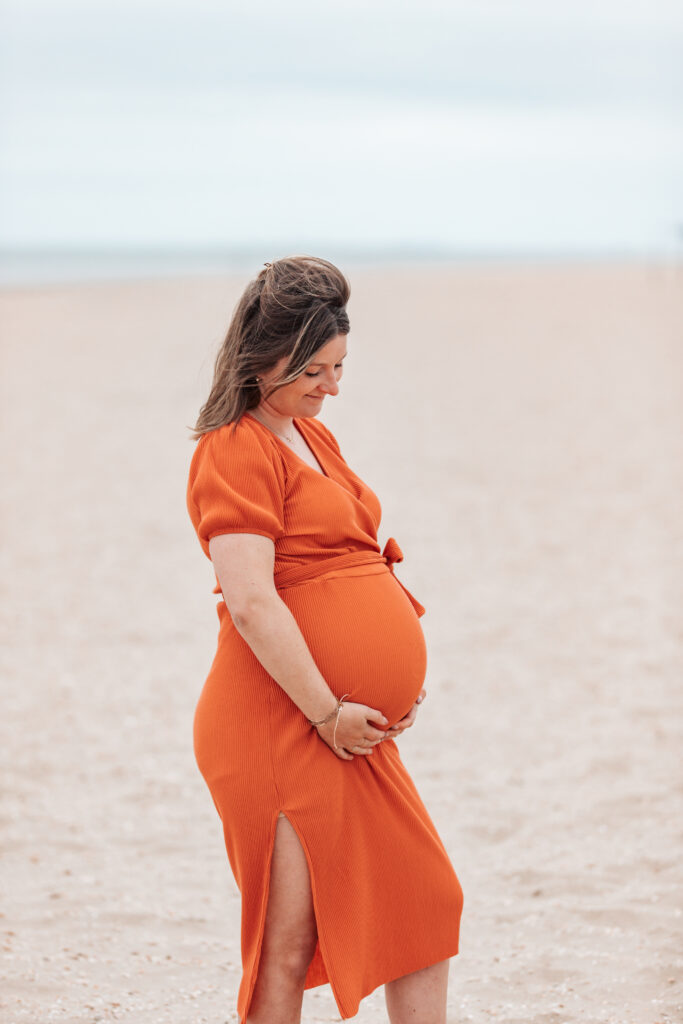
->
<box><xmin>308</xmin><ymin>693</ymin><xmax>351</xmax><ymax>749</ymax></box>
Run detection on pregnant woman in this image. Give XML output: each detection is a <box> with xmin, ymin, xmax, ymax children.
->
<box><xmin>186</xmin><ymin>256</ymin><xmax>463</xmax><ymax>1023</ymax></box>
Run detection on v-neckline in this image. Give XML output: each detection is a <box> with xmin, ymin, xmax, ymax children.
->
<box><xmin>245</xmin><ymin>412</ymin><xmax>329</xmax><ymax>479</ymax></box>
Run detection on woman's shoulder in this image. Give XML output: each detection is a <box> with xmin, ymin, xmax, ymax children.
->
<box><xmin>187</xmin><ymin>415</ymin><xmax>287</xmax><ymax>547</ymax></box>
<box><xmin>189</xmin><ymin>415</ymin><xmax>286</xmax><ymax>483</ymax></box>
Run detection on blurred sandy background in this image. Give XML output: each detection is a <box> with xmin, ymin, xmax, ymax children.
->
<box><xmin>1</xmin><ymin>260</ymin><xmax>681</xmax><ymax>1023</ymax></box>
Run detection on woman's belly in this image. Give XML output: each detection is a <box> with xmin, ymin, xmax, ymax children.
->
<box><xmin>280</xmin><ymin>566</ymin><xmax>427</xmax><ymax>728</ymax></box>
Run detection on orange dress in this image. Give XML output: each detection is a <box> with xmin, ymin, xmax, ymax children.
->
<box><xmin>186</xmin><ymin>412</ymin><xmax>463</xmax><ymax>1021</ymax></box>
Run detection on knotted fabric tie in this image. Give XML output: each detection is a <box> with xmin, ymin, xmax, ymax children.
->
<box><xmin>381</xmin><ymin>537</ymin><xmax>426</xmax><ymax>617</ymax></box>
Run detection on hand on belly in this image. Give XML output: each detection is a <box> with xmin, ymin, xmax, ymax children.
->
<box><xmin>283</xmin><ymin>570</ymin><xmax>428</xmax><ymax>728</ymax></box>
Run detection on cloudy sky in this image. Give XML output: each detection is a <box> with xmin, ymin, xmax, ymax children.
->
<box><xmin>1</xmin><ymin>0</ymin><xmax>681</xmax><ymax>259</ymax></box>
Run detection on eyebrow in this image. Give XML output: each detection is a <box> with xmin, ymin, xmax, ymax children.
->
<box><xmin>306</xmin><ymin>352</ymin><xmax>348</xmax><ymax>368</ymax></box>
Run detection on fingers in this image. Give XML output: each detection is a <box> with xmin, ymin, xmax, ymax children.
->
<box><xmin>336</xmin><ymin>743</ymin><xmax>373</xmax><ymax>758</ymax></box>
<box><xmin>388</xmin><ymin>714</ymin><xmax>415</xmax><ymax>735</ymax></box>
<box><xmin>388</xmin><ymin>693</ymin><xmax>425</xmax><ymax>734</ymax></box>
<box><xmin>363</xmin><ymin>706</ymin><xmax>389</xmax><ymax>728</ymax></box>
<box><xmin>382</xmin><ymin>698</ymin><xmax>422</xmax><ymax>740</ymax></box>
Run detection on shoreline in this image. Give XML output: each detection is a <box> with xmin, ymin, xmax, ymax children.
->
<box><xmin>1</xmin><ymin>250</ymin><xmax>681</xmax><ymax>290</ymax></box>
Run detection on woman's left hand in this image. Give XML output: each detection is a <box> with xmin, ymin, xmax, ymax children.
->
<box><xmin>381</xmin><ymin>688</ymin><xmax>426</xmax><ymax>740</ymax></box>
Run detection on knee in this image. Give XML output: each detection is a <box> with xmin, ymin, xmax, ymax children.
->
<box><xmin>281</xmin><ymin>939</ymin><xmax>316</xmax><ymax>983</ymax></box>
<box><xmin>263</xmin><ymin>930</ymin><xmax>317</xmax><ymax>986</ymax></box>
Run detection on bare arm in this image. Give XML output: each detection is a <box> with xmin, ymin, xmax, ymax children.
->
<box><xmin>209</xmin><ymin>532</ymin><xmax>388</xmax><ymax>760</ymax></box>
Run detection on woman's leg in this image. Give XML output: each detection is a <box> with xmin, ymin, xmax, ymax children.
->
<box><xmin>247</xmin><ymin>815</ymin><xmax>318</xmax><ymax>1024</ymax></box>
<box><xmin>384</xmin><ymin>958</ymin><xmax>450</xmax><ymax>1024</ymax></box>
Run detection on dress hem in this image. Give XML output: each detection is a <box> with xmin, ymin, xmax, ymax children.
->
<box><xmin>304</xmin><ymin>940</ymin><xmax>461</xmax><ymax>1020</ymax></box>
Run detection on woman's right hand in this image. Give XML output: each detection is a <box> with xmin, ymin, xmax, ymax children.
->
<box><xmin>315</xmin><ymin>701</ymin><xmax>388</xmax><ymax>761</ymax></box>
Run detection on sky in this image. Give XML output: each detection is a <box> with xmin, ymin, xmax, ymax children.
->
<box><xmin>0</xmin><ymin>0</ymin><xmax>682</xmax><ymax>264</ymax></box>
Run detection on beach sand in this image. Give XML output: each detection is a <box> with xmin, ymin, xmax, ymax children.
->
<box><xmin>1</xmin><ymin>261</ymin><xmax>681</xmax><ymax>1023</ymax></box>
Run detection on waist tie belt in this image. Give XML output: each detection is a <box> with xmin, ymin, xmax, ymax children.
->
<box><xmin>212</xmin><ymin>537</ymin><xmax>425</xmax><ymax>618</ymax></box>
<box><xmin>275</xmin><ymin>536</ymin><xmax>426</xmax><ymax>618</ymax></box>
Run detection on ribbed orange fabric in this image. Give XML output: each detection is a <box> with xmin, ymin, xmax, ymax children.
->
<box><xmin>186</xmin><ymin>413</ymin><xmax>463</xmax><ymax>1021</ymax></box>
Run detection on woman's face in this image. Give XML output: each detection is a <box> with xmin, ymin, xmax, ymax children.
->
<box><xmin>258</xmin><ymin>333</ymin><xmax>348</xmax><ymax>419</ymax></box>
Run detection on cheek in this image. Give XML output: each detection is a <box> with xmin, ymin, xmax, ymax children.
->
<box><xmin>277</xmin><ymin>380</ymin><xmax>309</xmax><ymax>404</ymax></box>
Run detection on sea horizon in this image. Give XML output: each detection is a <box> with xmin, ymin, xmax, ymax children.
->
<box><xmin>2</xmin><ymin>244</ymin><xmax>681</xmax><ymax>288</ymax></box>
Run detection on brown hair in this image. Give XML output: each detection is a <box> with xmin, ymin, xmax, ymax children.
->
<box><xmin>190</xmin><ymin>255</ymin><xmax>350</xmax><ymax>439</ymax></box>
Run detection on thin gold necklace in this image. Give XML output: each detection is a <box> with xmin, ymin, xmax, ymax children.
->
<box><xmin>275</xmin><ymin>424</ymin><xmax>295</xmax><ymax>444</ymax></box>
<box><xmin>252</xmin><ymin>411</ymin><xmax>295</xmax><ymax>444</ymax></box>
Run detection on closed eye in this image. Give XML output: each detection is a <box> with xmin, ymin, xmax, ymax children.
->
<box><xmin>305</xmin><ymin>362</ymin><xmax>343</xmax><ymax>378</ymax></box>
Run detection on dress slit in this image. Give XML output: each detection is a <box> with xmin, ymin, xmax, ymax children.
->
<box><xmin>240</xmin><ymin>811</ymin><xmax>279</xmax><ymax>1022</ymax></box>
<box><xmin>241</xmin><ymin>811</ymin><xmax>340</xmax><ymax>1022</ymax></box>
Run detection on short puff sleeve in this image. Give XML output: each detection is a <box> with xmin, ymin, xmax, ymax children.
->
<box><xmin>187</xmin><ymin>423</ymin><xmax>286</xmax><ymax>558</ymax></box>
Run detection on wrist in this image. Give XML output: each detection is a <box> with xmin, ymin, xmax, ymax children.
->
<box><xmin>307</xmin><ymin>695</ymin><xmax>343</xmax><ymax>727</ymax></box>
<box><xmin>308</xmin><ymin>693</ymin><xmax>351</xmax><ymax>749</ymax></box>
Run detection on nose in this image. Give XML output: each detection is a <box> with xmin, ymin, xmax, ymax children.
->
<box><xmin>319</xmin><ymin>371</ymin><xmax>340</xmax><ymax>396</ymax></box>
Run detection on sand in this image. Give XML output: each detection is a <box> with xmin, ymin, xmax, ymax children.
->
<box><xmin>1</xmin><ymin>261</ymin><xmax>681</xmax><ymax>1023</ymax></box>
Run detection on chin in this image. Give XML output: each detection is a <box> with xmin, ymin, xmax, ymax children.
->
<box><xmin>298</xmin><ymin>399</ymin><xmax>324</xmax><ymax>415</ymax></box>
